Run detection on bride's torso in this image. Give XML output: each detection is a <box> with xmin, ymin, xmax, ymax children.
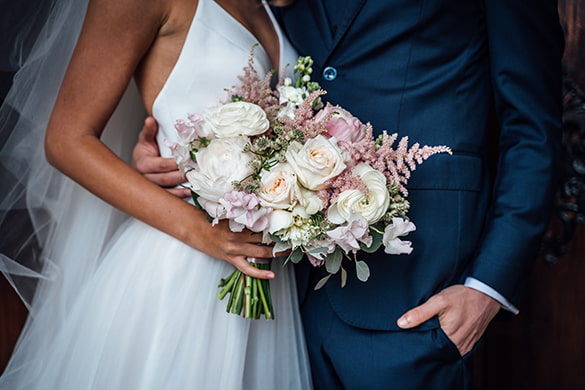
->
<box><xmin>137</xmin><ymin>0</ymin><xmax>297</xmax><ymax>157</ymax></box>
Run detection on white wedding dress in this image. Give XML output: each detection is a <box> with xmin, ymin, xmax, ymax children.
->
<box><xmin>0</xmin><ymin>1</ymin><xmax>311</xmax><ymax>389</ymax></box>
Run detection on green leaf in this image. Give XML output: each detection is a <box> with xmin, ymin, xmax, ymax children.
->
<box><xmin>340</xmin><ymin>266</ymin><xmax>347</xmax><ymax>288</ymax></box>
<box><xmin>287</xmin><ymin>248</ymin><xmax>304</xmax><ymax>264</ymax></box>
<box><xmin>307</xmin><ymin>246</ymin><xmax>329</xmax><ymax>254</ymax></box>
<box><xmin>314</xmin><ymin>274</ymin><xmax>332</xmax><ymax>290</ymax></box>
<box><xmin>325</xmin><ymin>249</ymin><xmax>343</xmax><ymax>275</ymax></box>
<box><xmin>361</xmin><ymin>229</ymin><xmax>383</xmax><ymax>253</ymax></box>
<box><xmin>191</xmin><ymin>191</ymin><xmax>202</xmax><ymax>210</ymax></box>
<box><xmin>269</xmin><ymin>233</ymin><xmax>287</xmax><ymax>247</ymax></box>
<box><xmin>355</xmin><ymin>260</ymin><xmax>370</xmax><ymax>282</ymax></box>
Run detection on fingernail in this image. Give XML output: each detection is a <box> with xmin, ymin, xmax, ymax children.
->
<box><xmin>397</xmin><ymin>317</ymin><xmax>408</xmax><ymax>327</ymax></box>
<box><xmin>267</xmin><ymin>272</ymin><xmax>275</xmax><ymax>279</ymax></box>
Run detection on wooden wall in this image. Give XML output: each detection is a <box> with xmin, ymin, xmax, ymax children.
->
<box><xmin>472</xmin><ymin>1</ymin><xmax>585</xmax><ymax>388</ymax></box>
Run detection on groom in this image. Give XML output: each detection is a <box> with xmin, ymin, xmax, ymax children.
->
<box><xmin>134</xmin><ymin>0</ymin><xmax>564</xmax><ymax>388</ymax></box>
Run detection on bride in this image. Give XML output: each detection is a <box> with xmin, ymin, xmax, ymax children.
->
<box><xmin>0</xmin><ymin>0</ymin><xmax>311</xmax><ymax>388</ymax></box>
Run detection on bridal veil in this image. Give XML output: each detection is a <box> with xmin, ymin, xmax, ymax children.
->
<box><xmin>0</xmin><ymin>0</ymin><xmax>146</xmax><ymax>383</ymax></box>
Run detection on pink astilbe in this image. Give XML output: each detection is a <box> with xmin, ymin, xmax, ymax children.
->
<box><xmin>278</xmin><ymin>90</ymin><xmax>328</xmax><ymax>139</ymax></box>
<box><xmin>352</xmin><ymin>128</ymin><xmax>451</xmax><ymax>196</ymax></box>
<box><xmin>226</xmin><ymin>49</ymin><xmax>280</xmax><ymax>120</ymax></box>
<box><xmin>317</xmin><ymin>169</ymin><xmax>369</xmax><ymax>210</ymax></box>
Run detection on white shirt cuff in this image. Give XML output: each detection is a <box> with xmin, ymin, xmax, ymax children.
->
<box><xmin>464</xmin><ymin>277</ymin><xmax>519</xmax><ymax>315</ymax></box>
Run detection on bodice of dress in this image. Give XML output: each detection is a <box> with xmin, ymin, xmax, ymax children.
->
<box><xmin>153</xmin><ymin>0</ymin><xmax>298</xmax><ymax>157</ymax></box>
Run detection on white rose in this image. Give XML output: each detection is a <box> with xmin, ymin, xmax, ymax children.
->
<box><xmin>285</xmin><ymin>135</ymin><xmax>346</xmax><ymax>190</ymax></box>
<box><xmin>327</xmin><ymin>163</ymin><xmax>390</xmax><ymax>224</ymax></box>
<box><xmin>297</xmin><ymin>186</ymin><xmax>324</xmax><ymax>215</ymax></box>
<box><xmin>202</xmin><ymin>102</ymin><xmax>269</xmax><ymax>138</ymax></box>
<box><xmin>186</xmin><ymin>137</ymin><xmax>253</xmax><ymax>203</ymax></box>
<box><xmin>258</xmin><ymin>163</ymin><xmax>299</xmax><ymax>209</ymax></box>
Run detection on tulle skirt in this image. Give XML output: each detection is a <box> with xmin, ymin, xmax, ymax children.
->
<box><xmin>0</xmin><ymin>219</ymin><xmax>312</xmax><ymax>389</ymax></box>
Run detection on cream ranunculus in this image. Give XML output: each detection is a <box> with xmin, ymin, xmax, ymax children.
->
<box><xmin>186</xmin><ymin>137</ymin><xmax>253</xmax><ymax>203</ymax></box>
<box><xmin>327</xmin><ymin>163</ymin><xmax>390</xmax><ymax>224</ymax></box>
<box><xmin>202</xmin><ymin>101</ymin><xmax>269</xmax><ymax>138</ymax></box>
<box><xmin>285</xmin><ymin>135</ymin><xmax>346</xmax><ymax>190</ymax></box>
<box><xmin>258</xmin><ymin>163</ymin><xmax>299</xmax><ymax>209</ymax></box>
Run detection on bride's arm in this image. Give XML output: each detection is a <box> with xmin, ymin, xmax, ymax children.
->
<box><xmin>45</xmin><ymin>0</ymin><xmax>275</xmax><ymax>279</ymax></box>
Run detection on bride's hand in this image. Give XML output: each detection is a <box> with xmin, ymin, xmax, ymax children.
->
<box><xmin>195</xmin><ymin>217</ymin><xmax>282</xmax><ymax>280</ymax></box>
<box><xmin>132</xmin><ymin>116</ymin><xmax>191</xmax><ymax>198</ymax></box>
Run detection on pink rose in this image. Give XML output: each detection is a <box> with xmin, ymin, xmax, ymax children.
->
<box><xmin>314</xmin><ymin>103</ymin><xmax>367</xmax><ymax>147</ymax></box>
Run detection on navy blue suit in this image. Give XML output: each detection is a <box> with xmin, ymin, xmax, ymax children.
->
<box><xmin>275</xmin><ymin>0</ymin><xmax>564</xmax><ymax>388</ymax></box>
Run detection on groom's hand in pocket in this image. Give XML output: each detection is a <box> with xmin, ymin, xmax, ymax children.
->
<box><xmin>133</xmin><ymin>116</ymin><xmax>191</xmax><ymax>198</ymax></box>
<box><xmin>396</xmin><ymin>285</ymin><xmax>500</xmax><ymax>356</ymax></box>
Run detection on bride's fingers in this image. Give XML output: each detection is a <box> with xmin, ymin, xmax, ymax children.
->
<box><xmin>243</xmin><ymin>242</ymin><xmax>275</xmax><ymax>259</ymax></box>
<box><xmin>232</xmin><ymin>257</ymin><xmax>275</xmax><ymax>279</ymax></box>
<box><xmin>274</xmin><ymin>248</ymin><xmax>292</xmax><ymax>258</ymax></box>
<box><xmin>244</xmin><ymin>231</ymin><xmax>268</xmax><ymax>244</ymax></box>
<box><xmin>144</xmin><ymin>170</ymin><xmax>185</xmax><ymax>187</ymax></box>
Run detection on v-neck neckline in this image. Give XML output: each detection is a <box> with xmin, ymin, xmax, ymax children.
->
<box><xmin>211</xmin><ymin>0</ymin><xmax>283</xmax><ymax>71</ymax></box>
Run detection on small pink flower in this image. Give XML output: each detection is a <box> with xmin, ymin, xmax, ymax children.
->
<box><xmin>165</xmin><ymin>140</ymin><xmax>198</xmax><ymax>172</ymax></box>
<box><xmin>220</xmin><ymin>191</ymin><xmax>272</xmax><ymax>232</ymax></box>
<box><xmin>383</xmin><ymin>218</ymin><xmax>416</xmax><ymax>255</ymax></box>
<box><xmin>326</xmin><ymin>214</ymin><xmax>372</xmax><ymax>254</ymax></box>
<box><xmin>314</xmin><ymin>103</ymin><xmax>368</xmax><ymax>147</ymax></box>
<box><xmin>175</xmin><ymin>113</ymin><xmax>205</xmax><ymax>140</ymax></box>
<box><xmin>198</xmin><ymin>198</ymin><xmax>226</xmax><ymax>226</ymax></box>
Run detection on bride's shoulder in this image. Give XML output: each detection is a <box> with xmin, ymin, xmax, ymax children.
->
<box><xmin>158</xmin><ymin>0</ymin><xmax>199</xmax><ymax>38</ymax></box>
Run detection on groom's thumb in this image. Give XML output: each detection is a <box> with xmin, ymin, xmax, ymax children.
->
<box><xmin>397</xmin><ymin>298</ymin><xmax>442</xmax><ymax>329</ymax></box>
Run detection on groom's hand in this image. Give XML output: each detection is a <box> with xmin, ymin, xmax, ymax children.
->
<box><xmin>132</xmin><ymin>116</ymin><xmax>191</xmax><ymax>198</ymax></box>
<box><xmin>396</xmin><ymin>285</ymin><xmax>500</xmax><ymax>356</ymax></box>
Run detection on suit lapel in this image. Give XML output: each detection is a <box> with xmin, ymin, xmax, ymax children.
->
<box><xmin>273</xmin><ymin>0</ymin><xmax>367</xmax><ymax>65</ymax></box>
<box><xmin>324</xmin><ymin>0</ymin><xmax>367</xmax><ymax>61</ymax></box>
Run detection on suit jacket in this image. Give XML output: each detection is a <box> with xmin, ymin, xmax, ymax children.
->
<box><xmin>274</xmin><ymin>0</ymin><xmax>564</xmax><ymax>331</ymax></box>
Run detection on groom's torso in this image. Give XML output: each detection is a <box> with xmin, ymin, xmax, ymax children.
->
<box><xmin>277</xmin><ymin>0</ymin><xmax>494</xmax><ymax>330</ymax></box>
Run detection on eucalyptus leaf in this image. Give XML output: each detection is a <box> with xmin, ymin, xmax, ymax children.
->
<box><xmin>340</xmin><ymin>266</ymin><xmax>347</xmax><ymax>288</ymax></box>
<box><xmin>355</xmin><ymin>260</ymin><xmax>370</xmax><ymax>282</ymax></box>
<box><xmin>307</xmin><ymin>246</ymin><xmax>329</xmax><ymax>254</ymax></box>
<box><xmin>361</xmin><ymin>229</ymin><xmax>383</xmax><ymax>253</ymax></box>
<box><xmin>325</xmin><ymin>249</ymin><xmax>343</xmax><ymax>275</ymax></box>
<box><xmin>314</xmin><ymin>274</ymin><xmax>331</xmax><ymax>290</ymax></box>
<box><xmin>269</xmin><ymin>233</ymin><xmax>287</xmax><ymax>246</ymax></box>
<box><xmin>287</xmin><ymin>249</ymin><xmax>304</xmax><ymax>264</ymax></box>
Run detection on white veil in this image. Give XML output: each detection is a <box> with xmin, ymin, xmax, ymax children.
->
<box><xmin>0</xmin><ymin>0</ymin><xmax>146</xmax><ymax>383</ymax></box>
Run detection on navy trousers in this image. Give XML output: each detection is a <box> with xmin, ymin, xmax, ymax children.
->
<box><xmin>301</xmin><ymin>286</ymin><xmax>472</xmax><ymax>390</ymax></box>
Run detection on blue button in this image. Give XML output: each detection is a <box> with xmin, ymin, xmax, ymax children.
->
<box><xmin>323</xmin><ymin>66</ymin><xmax>338</xmax><ymax>81</ymax></box>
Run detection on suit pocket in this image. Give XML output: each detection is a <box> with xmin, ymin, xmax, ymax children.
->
<box><xmin>431</xmin><ymin>326</ymin><xmax>462</xmax><ymax>361</ymax></box>
<box><xmin>407</xmin><ymin>153</ymin><xmax>483</xmax><ymax>191</ymax></box>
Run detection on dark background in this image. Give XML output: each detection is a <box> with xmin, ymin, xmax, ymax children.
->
<box><xmin>1</xmin><ymin>1</ymin><xmax>584</xmax><ymax>388</ymax></box>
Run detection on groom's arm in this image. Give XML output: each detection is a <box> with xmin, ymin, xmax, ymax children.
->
<box><xmin>398</xmin><ymin>0</ymin><xmax>564</xmax><ymax>355</ymax></box>
<box><xmin>132</xmin><ymin>116</ymin><xmax>191</xmax><ymax>199</ymax></box>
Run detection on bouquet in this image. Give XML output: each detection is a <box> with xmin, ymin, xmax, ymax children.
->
<box><xmin>169</xmin><ymin>51</ymin><xmax>451</xmax><ymax>319</ymax></box>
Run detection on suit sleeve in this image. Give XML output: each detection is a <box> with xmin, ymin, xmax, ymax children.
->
<box><xmin>467</xmin><ymin>0</ymin><xmax>564</xmax><ymax>306</ymax></box>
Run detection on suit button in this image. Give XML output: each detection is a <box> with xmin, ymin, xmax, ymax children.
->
<box><xmin>323</xmin><ymin>66</ymin><xmax>338</xmax><ymax>81</ymax></box>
